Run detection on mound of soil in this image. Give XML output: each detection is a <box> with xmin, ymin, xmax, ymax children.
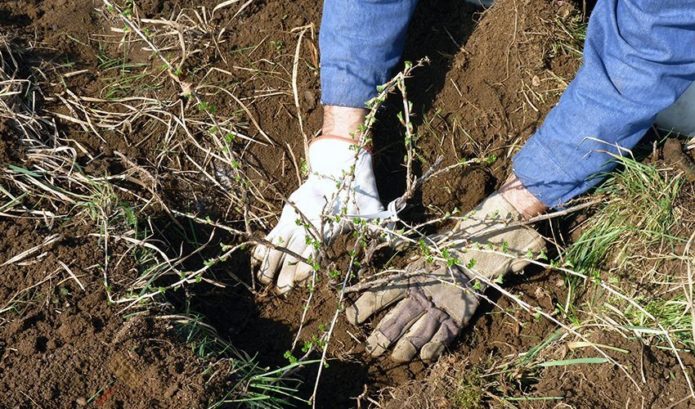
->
<box><xmin>411</xmin><ymin>0</ymin><xmax>581</xmax><ymax>213</ymax></box>
<box><xmin>0</xmin><ymin>120</ymin><xmax>23</xmax><ymax>165</ymax></box>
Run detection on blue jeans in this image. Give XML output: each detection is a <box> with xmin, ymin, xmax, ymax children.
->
<box><xmin>319</xmin><ymin>0</ymin><xmax>695</xmax><ymax>207</ymax></box>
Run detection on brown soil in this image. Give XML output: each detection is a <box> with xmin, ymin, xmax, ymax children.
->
<box><xmin>0</xmin><ymin>120</ymin><xmax>23</xmax><ymax>165</ymax></box>
<box><xmin>0</xmin><ymin>218</ymin><xmax>217</xmax><ymax>408</ymax></box>
<box><xmin>1</xmin><ymin>0</ymin><xmax>693</xmax><ymax>408</ymax></box>
<box><xmin>410</xmin><ymin>0</ymin><xmax>581</xmax><ymax>215</ymax></box>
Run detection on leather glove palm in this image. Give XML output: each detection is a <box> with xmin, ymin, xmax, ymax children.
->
<box><xmin>346</xmin><ymin>192</ymin><xmax>545</xmax><ymax>362</ymax></box>
<box><xmin>252</xmin><ymin>139</ymin><xmax>383</xmax><ymax>293</ymax></box>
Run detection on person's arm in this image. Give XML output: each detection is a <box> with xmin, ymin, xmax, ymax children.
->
<box><xmin>319</xmin><ymin>0</ymin><xmax>420</xmax><ymax>137</ymax></box>
<box><xmin>513</xmin><ymin>0</ymin><xmax>695</xmax><ymax>208</ymax></box>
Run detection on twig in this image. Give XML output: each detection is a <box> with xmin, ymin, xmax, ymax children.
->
<box><xmin>391</xmin><ymin>155</ymin><xmax>443</xmax><ymax>212</ymax></box>
<box><xmin>683</xmin><ymin>230</ymin><xmax>695</xmax><ymax>349</ymax></box>
<box><xmin>310</xmin><ymin>239</ymin><xmax>360</xmax><ymax>407</ymax></box>
<box><xmin>58</xmin><ymin>261</ymin><xmax>85</xmax><ymax>291</ymax></box>
<box><xmin>291</xmin><ymin>25</ymin><xmax>313</xmax><ymax>158</ymax></box>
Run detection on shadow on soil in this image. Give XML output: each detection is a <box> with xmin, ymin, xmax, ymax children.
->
<box><xmin>150</xmin><ymin>214</ymin><xmax>373</xmax><ymax>407</ymax></box>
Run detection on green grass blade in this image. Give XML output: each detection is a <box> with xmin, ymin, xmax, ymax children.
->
<box><xmin>538</xmin><ymin>357</ymin><xmax>610</xmax><ymax>368</ymax></box>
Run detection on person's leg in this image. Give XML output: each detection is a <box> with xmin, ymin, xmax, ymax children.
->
<box><xmin>465</xmin><ymin>0</ymin><xmax>494</xmax><ymax>7</ymax></box>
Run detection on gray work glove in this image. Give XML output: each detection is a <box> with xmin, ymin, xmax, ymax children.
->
<box><xmin>346</xmin><ymin>192</ymin><xmax>546</xmax><ymax>362</ymax></box>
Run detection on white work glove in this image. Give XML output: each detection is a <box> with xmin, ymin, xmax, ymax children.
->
<box><xmin>252</xmin><ymin>138</ymin><xmax>384</xmax><ymax>293</ymax></box>
<box><xmin>346</xmin><ymin>193</ymin><xmax>545</xmax><ymax>362</ymax></box>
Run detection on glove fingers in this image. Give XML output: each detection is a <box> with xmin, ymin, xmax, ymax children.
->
<box><xmin>275</xmin><ymin>234</ymin><xmax>308</xmax><ymax>294</ymax></box>
<box><xmin>345</xmin><ymin>281</ymin><xmax>409</xmax><ymax>325</ymax></box>
<box><xmin>420</xmin><ymin>318</ymin><xmax>461</xmax><ymax>362</ymax></box>
<box><xmin>391</xmin><ymin>308</ymin><xmax>448</xmax><ymax>363</ymax></box>
<box><xmin>292</xmin><ymin>245</ymin><xmax>317</xmax><ymax>286</ymax></box>
<box><xmin>257</xmin><ymin>247</ymin><xmax>284</xmax><ymax>285</ymax></box>
<box><xmin>255</xmin><ymin>227</ymin><xmax>293</xmax><ymax>285</ymax></box>
<box><xmin>251</xmin><ymin>227</ymin><xmax>279</xmax><ymax>269</ymax></box>
<box><xmin>251</xmin><ymin>244</ymin><xmax>265</xmax><ymax>269</ymax></box>
<box><xmin>366</xmin><ymin>294</ymin><xmax>428</xmax><ymax>357</ymax></box>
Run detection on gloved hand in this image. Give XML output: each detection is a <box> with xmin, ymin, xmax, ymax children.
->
<box><xmin>346</xmin><ymin>192</ymin><xmax>545</xmax><ymax>362</ymax></box>
<box><xmin>252</xmin><ymin>137</ymin><xmax>383</xmax><ymax>293</ymax></box>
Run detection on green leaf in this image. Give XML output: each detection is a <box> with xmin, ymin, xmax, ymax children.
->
<box><xmin>8</xmin><ymin>165</ymin><xmax>40</xmax><ymax>177</ymax></box>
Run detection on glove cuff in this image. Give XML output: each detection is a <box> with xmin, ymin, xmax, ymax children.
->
<box><xmin>310</xmin><ymin>134</ymin><xmax>373</xmax><ymax>153</ymax></box>
<box><xmin>308</xmin><ymin>137</ymin><xmax>373</xmax><ymax>177</ymax></box>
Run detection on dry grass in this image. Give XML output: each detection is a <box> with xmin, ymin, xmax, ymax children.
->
<box><xmin>0</xmin><ymin>3</ymin><xmax>307</xmax><ymax>404</ymax></box>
